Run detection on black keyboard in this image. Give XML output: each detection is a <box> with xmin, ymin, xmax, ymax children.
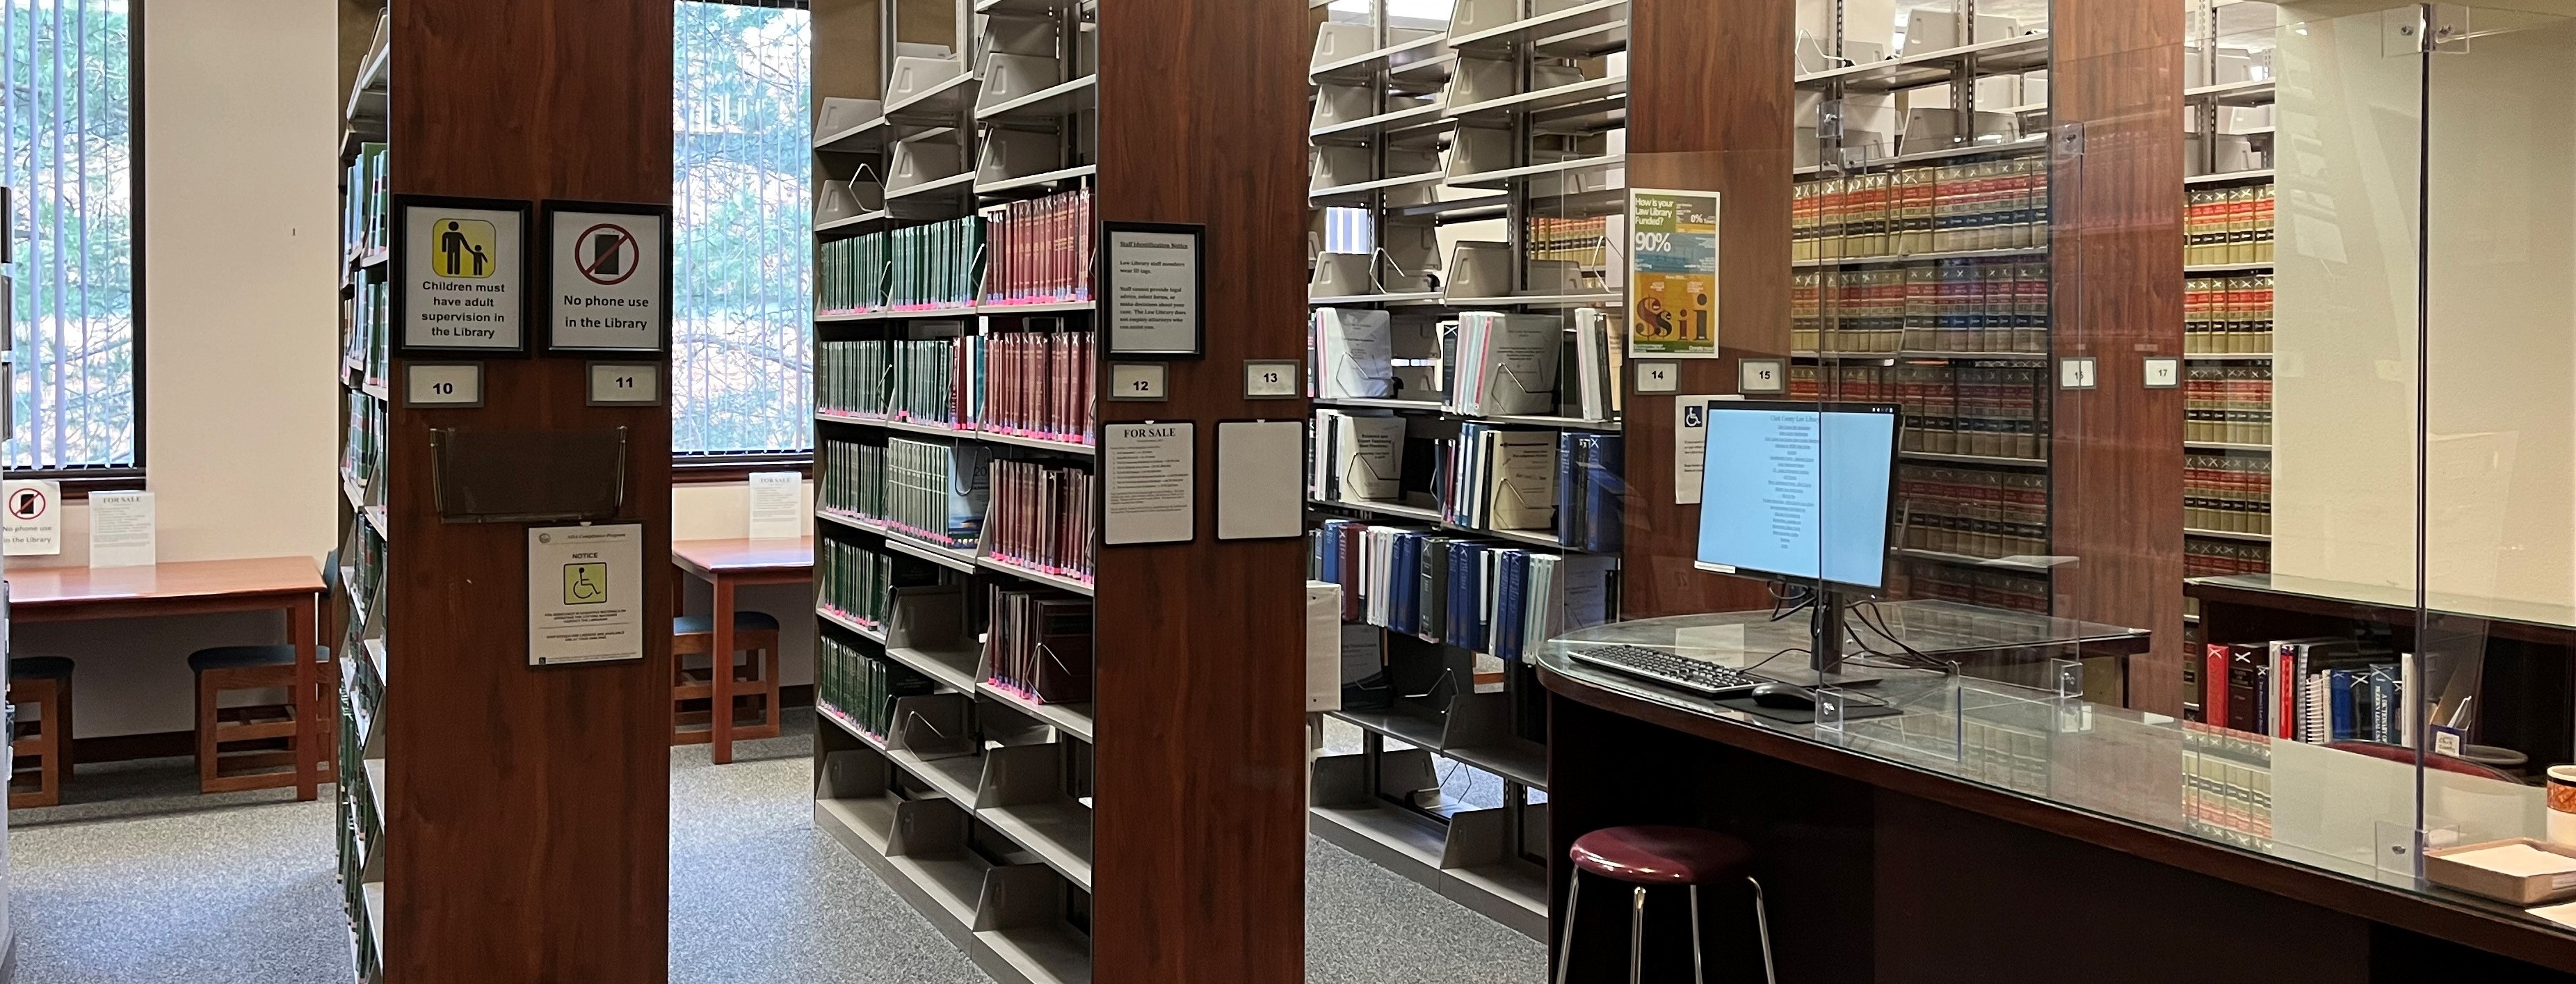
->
<box><xmin>1567</xmin><ymin>644</ymin><xmax>1765</xmax><ymax>696</ymax></box>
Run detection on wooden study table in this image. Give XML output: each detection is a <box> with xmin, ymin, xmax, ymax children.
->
<box><xmin>8</xmin><ymin>557</ymin><xmax>328</xmax><ymax>800</ymax></box>
<box><xmin>671</xmin><ymin>538</ymin><xmax>812</xmax><ymax>764</ymax></box>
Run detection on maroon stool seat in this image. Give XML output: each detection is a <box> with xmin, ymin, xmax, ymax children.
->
<box><xmin>1559</xmin><ymin>825</ymin><xmax>1778</xmax><ymax>984</ymax></box>
<box><xmin>1571</xmin><ymin>825</ymin><xmax>1756</xmax><ymax>885</ymax></box>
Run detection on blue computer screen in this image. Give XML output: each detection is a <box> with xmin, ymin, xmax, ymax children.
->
<box><xmin>1694</xmin><ymin>403</ymin><xmax>1898</xmax><ymax>588</ymax></box>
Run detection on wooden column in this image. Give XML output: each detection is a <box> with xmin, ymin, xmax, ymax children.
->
<box><xmin>383</xmin><ymin>1</ymin><xmax>674</xmax><ymax>980</ymax></box>
<box><xmin>2047</xmin><ymin>0</ymin><xmax>2189</xmax><ymax>711</ymax></box>
<box><xmin>1090</xmin><ymin>0</ymin><xmax>1308</xmax><ymax>981</ymax></box>
<box><xmin>1620</xmin><ymin>0</ymin><xmax>1797</xmax><ymax>618</ymax></box>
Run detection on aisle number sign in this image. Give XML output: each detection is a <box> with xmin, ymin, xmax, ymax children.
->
<box><xmin>1627</xmin><ymin>189</ymin><xmax>1721</xmax><ymax>359</ymax></box>
<box><xmin>399</xmin><ymin>197</ymin><xmax>526</xmax><ymax>354</ymax></box>
<box><xmin>547</xmin><ymin>204</ymin><xmax>670</xmax><ymax>353</ymax></box>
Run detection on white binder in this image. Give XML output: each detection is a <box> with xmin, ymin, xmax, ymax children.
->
<box><xmin>1315</xmin><ymin>307</ymin><xmax>1395</xmax><ymax>399</ymax></box>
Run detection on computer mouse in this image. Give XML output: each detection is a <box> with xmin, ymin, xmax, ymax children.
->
<box><xmin>1749</xmin><ymin>682</ymin><xmax>1817</xmax><ymax>711</ymax></box>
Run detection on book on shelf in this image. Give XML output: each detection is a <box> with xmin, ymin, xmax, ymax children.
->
<box><xmin>2196</xmin><ymin>640</ymin><xmax>2412</xmax><ymax>747</ymax></box>
<box><xmin>1309</xmin><ymin>410</ymin><xmax>1406</xmax><ymax>504</ymax></box>
<box><xmin>981</xmin><ymin>188</ymin><xmax>1092</xmax><ymax>306</ymax></box>
<box><xmin>1794</xmin><ymin>362</ymin><xmax>2047</xmax><ymax>460</ymax></box>
<box><xmin>1445</xmin><ymin>312</ymin><xmax>1563</xmax><ymax>417</ymax></box>
<box><xmin>1554</xmin><ymin>431</ymin><xmax>1624</xmax><ymax>554</ymax></box>
<box><xmin>987</xmin><ymin>460</ymin><xmax>1095</xmax><ymax>582</ymax></box>
<box><xmin>1895</xmin><ymin>462</ymin><xmax>2049</xmax><ymax>560</ymax></box>
<box><xmin>884</xmin><ymin>438</ymin><xmax>991</xmax><ymax>549</ymax></box>
<box><xmin>1313</xmin><ymin>307</ymin><xmax>1394</xmax><ymax>401</ymax></box>
<box><xmin>1567</xmin><ymin>307</ymin><xmax>1623</xmax><ymax>421</ymax></box>
<box><xmin>819</xmin><ymin>327</ymin><xmax>1095</xmax><ymax>445</ymax></box>
<box><xmin>1308</xmin><ymin>518</ymin><xmax>1613</xmax><ymax>663</ymax></box>
<box><xmin>819</xmin><ymin>439</ymin><xmax>889</xmax><ymax>524</ymax></box>
<box><xmin>1789</xmin><ymin>259</ymin><xmax>2048</xmax><ymax>356</ymax></box>
<box><xmin>985</xmin><ymin>587</ymin><xmax>1093</xmax><ymax>706</ymax></box>
<box><xmin>819</xmin><ymin>234</ymin><xmax>889</xmax><ymax>314</ymax></box>
<box><xmin>2184</xmin><ymin>453</ymin><xmax>2271</xmax><ymax>535</ymax></box>
<box><xmin>2184</xmin><ymin>538</ymin><xmax>2269</xmax><ymax>578</ymax></box>
<box><xmin>2184</xmin><ymin>183</ymin><xmax>2275</xmax><ymax>267</ymax></box>
<box><xmin>2184</xmin><ymin>363</ymin><xmax>2271</xmax><ymax>445</ymax></box>
<box><xmin>819</xmin><ymin>538</ymin><xmax>942</xmax><ymax>629</ymax></box>
<box><xmin>1792</xmin><ymin>157</ymin><xmax>2048</xmax><ymax>262</ymax></box>
<box><xmin>2184</xmin><ymin>274</ymin><xmax>2273</xmax><ymax>354</ymax></box>
<box><xmin>819</xmin><ymin>636</ymin><xmax>935</xmax><ymax>739</ymax></box>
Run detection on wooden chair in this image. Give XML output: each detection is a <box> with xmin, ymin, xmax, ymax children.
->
<box><xmin>672</xmin><ymin>611</ymin><xmax>782</xmax><ymax>746</ymax></box>
<box><xmin>189</xmin><ymin>645</ymin><xmax>320</xmax><ymax>793</ymax></box>
<box><xmin>8</xmin><ymin>656</ymin><xmax>74</xmax><ymax>809</ymax></box>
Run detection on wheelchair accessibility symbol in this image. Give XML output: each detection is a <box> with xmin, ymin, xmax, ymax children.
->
<box><xmin>562</xmin><ymin>563</ymin><xmax>609</xmax><ymax>606</ymax></box>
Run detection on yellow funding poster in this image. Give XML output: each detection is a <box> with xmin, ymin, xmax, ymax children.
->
<box><xmin>1627</xmin><ymin>188</ymin><xmax>1722</xmax><ymax>357</ymax></box>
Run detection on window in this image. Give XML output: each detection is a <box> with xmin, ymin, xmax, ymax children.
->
<box><xmin>673</xmin><ymin>0</ymin><xmax>811</xmax><ymax>458</ymax></box>
<box><xmin>3</xmin><ymin>0</ymin><xmax>136</xmax><ymax>471</ymax></box>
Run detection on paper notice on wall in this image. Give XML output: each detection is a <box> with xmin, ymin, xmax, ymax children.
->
<box><xmin>1627</xmin><ymin>189</ymin><xmax>1722</xmax><ymax>358</ymax></box>
<box><xmin>747</xmin><ymin>471</ymin><xmax>803</xmax><ymax>540</ymax></box>
<box><xmin>88</xmin><ymin>490</ymin><xmax>155</xmax><ymax>569</ymax></box>
<box><xmin>1673</xmin><ymin>396</ymin><xmax>1720</xmax><ymax>506</ymax></box>
<box><xmin>3</xmin><ymin>479</ymin><xmax>61</xmax><ymax>556</ymax></box>
<box><xmin>526</xmin><ymin>524</ymin><xmax>645</xmax><ymax>666</ymax></box>
<box><xmin>1104</xmin><ymin>422</ymin><xmax>1195</xmax><ymax>545</ymax></box>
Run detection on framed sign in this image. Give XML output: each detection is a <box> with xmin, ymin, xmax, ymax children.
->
<box><xmin>542</xmin><ymin>200</ymin><xmax>673</xmax><ymax>354</ymax></box>
<box><xmin>394</xmin><ymin>195</ymin><xmax>531</xmax><ymax>356</ymax></box>
<box><xmin>1102</xmin><ymin>222</ymin><xmax>1205</xmax><ymax>358</ymax></box>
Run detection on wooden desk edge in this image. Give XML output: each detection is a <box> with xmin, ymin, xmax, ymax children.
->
<box><xmin>1538</xmin><ymin>663</ymin><xmax>2576</xmax><ymax>974</ymax></box>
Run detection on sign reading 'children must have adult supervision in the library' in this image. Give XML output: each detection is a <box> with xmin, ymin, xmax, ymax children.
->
<box><xmin>401</xmin><ymin>197</ymin><xmax>526</xmax><ymax>353</ymax></box>
<box><xmin>547</xmin><ymin>204</ymin><xmax>669</xmax><ymax>353</ymax></box>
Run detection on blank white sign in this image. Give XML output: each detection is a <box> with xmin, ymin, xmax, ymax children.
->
<box><xmin>1218</xmin><ymin>421</ymin><xmax>1304</xmax><ymax>540</ymax></box>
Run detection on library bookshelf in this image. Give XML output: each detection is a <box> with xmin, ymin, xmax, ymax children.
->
<box><xmin>808</xmin><ymin>1</ymin><xmax>1310</xmax><ymax>982</ymax></box>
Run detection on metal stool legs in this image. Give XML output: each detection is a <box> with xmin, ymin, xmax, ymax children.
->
<box><xmin>1552</xmin><ymin>870</ymin><xmax>1778</xmax><ymax>984</ymax></box>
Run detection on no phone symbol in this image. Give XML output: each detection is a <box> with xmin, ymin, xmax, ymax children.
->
<box><xmin>8</xmin><ymin>487</ymin><xmax>43</xmax><ymax>520</ymax></box>
<box><xmin>577</xmin><ymin>223</ymin><xmax>640</xmax><ymax>287</ymax></box>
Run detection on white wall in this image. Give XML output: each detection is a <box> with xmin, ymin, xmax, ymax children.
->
<box><xmin>10</xmin><ymin>1</ymin><xmax>820</xmax><ymax>738</ymax></box>
<box><xmin>11</xmin><ymin>0</ymin><xmax>343</xmax><ymax>739</ymax></box>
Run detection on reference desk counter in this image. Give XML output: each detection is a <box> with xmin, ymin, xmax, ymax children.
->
<box><xmin>1538</xmin><ymin>608</ymin><xmax>2576</xmax><ymax>983</ymax></box>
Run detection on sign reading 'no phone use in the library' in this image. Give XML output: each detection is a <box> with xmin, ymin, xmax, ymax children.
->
<box><xmin>546</xmin><ymin>202</ymin><xmax>670</xmax><ymax>353</ymax></box>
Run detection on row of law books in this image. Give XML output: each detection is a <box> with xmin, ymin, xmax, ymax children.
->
<box><xmin>816</xmin><ymin>189</ymin><xmax>1097</xmax><ymax>315</ymax></box>
<box><xmin>341</xmin><ymin>142</ymin><xmax>388</xmax><ymax>258</ymax></box>
<box><xmin>1792</xmin><ymin>362</ymin><xmax>2048</xmax><ymax>461</ymax></box>
<box><xmin>818</xmin><ymin>636</ymin><xmax>934</xmax><ymax>741</ymax></box>
<box><xmin>815</xmin><ymin>331</ymin><xmax>1096</xmax><ymax>446</ymax></box>
<box><xmin>1310</xmin><ymin>410</ymin><xmax>1623</xmax><ymax>551</ymax></box>
<box><xmin>2184</xmin><ymin>453</ymin><xmax>2271</xmax><ymax>535</ymax></box>
<box><xmin>817</xmin><ymin>216</ymin><xmax>986</xmax><ymax>314</ymax></box>
<box><xmin>2196</xmin><ymin>638</ymin><xmax>2413</xmax><ymax>747</ymax></box>
<box><xmin>2184</xmin><ymin>184</ymin><xmax>2276</xmax><ymax>267</ymax></box>
<box><xmin>988</xmin><ymin>460</ymin><xmax>1095</xmax><ymax>583</ymax></box>
<box><xmin>1790</xmin><ymin>260</ymin><xmax>2051</xmax><ymax>356</ymax></box>
<box><xmin>985</xmin><ymin>588</ymin><xmax>1093</xmax><ymax>706</ymax></box>
<box><xmin>1311</xmin><ymin>307</ymin><xmax>1623</xmax><ymax>423</ymax></box>
<box><xmin>2184</xmin><ymin>364</ymin><xmax>2271</xmax><ymax>446</ymax></box>
<box><xmin>1897</xmin><ymin>463</ymin><xmax>2050</xmax><ymax>560</ymax></box>
<box><xmin>2183</xmin><ymin>275</ymin><xmax>2273</xmax><ymax>355</ymax></box>
<box><xmin>818</xmin><ymin>538</ymin><xmax>941</xmax><ymax>630</ymax></box>
<box><xmin>1790</xmin><ymin>158</ymin><xmax>2051</xmax><ymax>262</ymax></box>
<box><xmin>1898</xmin><ymin>560</ymin><xmax>2050</xmax><ymax>615</ymax></box>
<box><xmin>2184</xmin><ymin>538</ymin><xmax>2270</xmax><ymax>579</ymax></box>
<box><xmin>818</xmin><ymin>437</ymin><xmax>1097</xmax><ymax>578</ymax></box>
<box><xmin>1310</xmin><ymin>518</ymin><xmax>1616</xmax><ymax>663</ymax></box>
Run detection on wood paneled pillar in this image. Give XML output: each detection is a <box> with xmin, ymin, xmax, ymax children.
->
<box><xmin>1090</xmin><ymin>0</ymin><xmax>1308</xmax><ymax>981</ymax></box>
<box><xmin>1620</xmin><ymin>0</ymin><xmax>1798</xmax><ymax>618</ymax></box>
<box><xmin>383</xmin><ymin>1</ymin><xmax>674</xmax><ymax>981</ymax></box>
<box><xmin>2047</xmin><ymin>0</ymin><xmax>2189</xmax><ymax>711</ymax></box>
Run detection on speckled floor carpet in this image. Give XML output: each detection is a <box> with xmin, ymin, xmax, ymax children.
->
<box><xmin>1</xmin><ymin>712</ymin><xmax>1545</xmax><ymax>983</ymax></box>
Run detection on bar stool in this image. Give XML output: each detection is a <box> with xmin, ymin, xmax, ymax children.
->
<box><xmin>1557</xmin><ymin>825</ymin><xmax>1778</xmax><ymax>984</ymax></box>
<box><xmin>8</xmin><ymin>656</ymin><xmax>74</xmax><ymax>809</ymax></box>
<box><xmin>671</xmin><ymin>611</ymin><xmax>782</xmax><ymax>745</ymax></box>
<box><xmin>188</xmin><ymin>645</ymin><xmax>314</xmax><ymax>793</ymax></box>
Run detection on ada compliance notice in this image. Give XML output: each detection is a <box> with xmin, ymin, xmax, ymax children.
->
<box><xmin>405</xmin><ymin>204</ymin><xmax>524</xmax><ymax>350</ymax></box>
<box><xmin>526</xmin><ymin>524</ymin><xmax>645</xmax><ymax>666</ymax></box>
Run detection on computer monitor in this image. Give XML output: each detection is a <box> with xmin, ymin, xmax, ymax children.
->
<box><xmin>1693</xmin><ymin>401</ymin><xmax>1901</xmax><ymax>681</ymax></box>
<box><xmin>1694</xmin><ymin>401</ymin><xmax>1901</xmax><ymax>588</ymax></box>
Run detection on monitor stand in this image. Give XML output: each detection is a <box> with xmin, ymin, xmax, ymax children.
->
<box><xmin>1805</xmin><ymin>589</ymin><xmax>1885</xmax><ymax>689</ymax></box>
